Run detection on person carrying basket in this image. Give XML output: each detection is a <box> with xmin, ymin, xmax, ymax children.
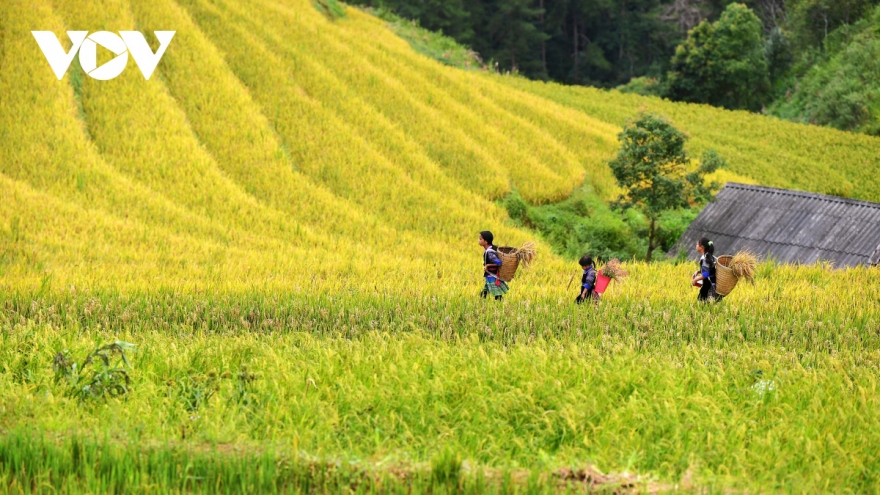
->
<box><xmin>576</xmin><ymin>255</ymin><xmax>600</xmax><ymax>304</ymax></box>
<box><xmin>479</xmin><ymin>230</ymin><xmax>508</xmax><ymax>301</ymax></box>
<box><xmin>693</xmin><ymin>237</ymin><xmax>723</xmax><ymax>303</ymax></box>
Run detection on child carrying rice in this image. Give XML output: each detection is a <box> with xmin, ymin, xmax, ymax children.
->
<box><xmin>693</xmin><ymin>237</ymin><xmax>723</xmax><ymax>302</ymax></box>
<box><xmin>576</xmin><ymin>255</ymin><xmax>600</xmax><ymax>304</ymax></box>
<box><xmin>479</xmin><ymin>230</ymin><xmax>508</xmax><ymax>301</ymax></box>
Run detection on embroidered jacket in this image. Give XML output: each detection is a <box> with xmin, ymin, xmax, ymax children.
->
<box><xmin>699</xmin><ymin>254</ymin><xmax>717</xmax><ymax>282</ymax></box>
<box><xmin>581</xmin><ymin>266</ymin><xmax>597</xmax><ymax>290</ymax></box>
<box><xmin>483</xmin><ymin>246</ymin><xmax>502</xmax><ymax>278</ymax></box>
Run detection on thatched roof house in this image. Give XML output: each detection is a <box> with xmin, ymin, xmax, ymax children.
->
<box><xmin>670</xmin><ymin>183</ymin><xmax>880</xmax><ymax>267</ymax></box>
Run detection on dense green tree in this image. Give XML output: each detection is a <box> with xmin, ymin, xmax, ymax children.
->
<box><xmin>352</xmin><ymin>0</ymin><xmax>684</xmax><ymax>86</ymax></box>
<box><xmin>771</xmin><ymin>5</ymin><xmax>880</xmax><ymax>135</ymax></box>
<box><xmin>485</xmin><ymin>0</ymin><xmax>550</xmax><ymax>72</ymax></box>
<box><xmin>367</xmin><ymin>0</ymin><xmax>474</xmax><ymax>42</ymax></box>
<box><xmin>764</xmin><ymin>26</ymin><xmax>794</xmax><ymax>86</ymax></box>
<box><xmin>665</xmin><ymin>3</ymin><xmax>770</xmax><ymax>110</ymax></box>
<box><xmin>786</xmin><ymin>0</ymin><xmax>878</xmax><ymax>49</ymax></box>
<box><xmin>608</xmin><ymin>114</ymin><xmax>721</xmax><ymax>261</ymax></box>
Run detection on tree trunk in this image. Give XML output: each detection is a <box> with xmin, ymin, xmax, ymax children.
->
<box><xmin>509</xmin><ymin>11</ymin><xmax>516</xmax><ymax>71</ymax></box>
<box><xmin>572</xmin><ymin>11</ymin><xmax>579</xmax><ymax>83</ymax></box>
<box><xmin>540</xmin><ymin>0</ymin><xmax>547</xmax><ymax>76</ymax></box>
<box><xmin>619</xmin><ymin>1</ymin><xmax>625</xmax><ymax>64</ymax></box>
<box><xmin>823</xmin><ymin>10</ymin><xmax>829</xmax><ymax>46</ymax></box>
<box><xmin>646</xmin><ymin>217</ymin><xmax>656</xmax><ymax>262</ymax></box>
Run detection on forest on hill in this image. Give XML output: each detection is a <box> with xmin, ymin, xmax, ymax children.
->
<box><xmin>353</xmin><ymin>0</ymin><xmax>880</xmax><ymax>135</ymax></box>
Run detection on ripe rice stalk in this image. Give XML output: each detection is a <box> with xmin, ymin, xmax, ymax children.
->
<box><xmin>514</xmin><ymin>241</ymin><xmax>537</xmax><ymax>268</ymax></box>
<box><xmin>729</xmin><ymin>250</ymin><xmax>758</xmax><ymax>284</ymax></box>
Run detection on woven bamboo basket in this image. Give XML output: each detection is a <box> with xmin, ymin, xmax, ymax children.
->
<box><xmin>715</xmin><ymin>255</ymin><xmax>738</xmax><ymax>296</ymax></box>
<box><xmin>497</xmin><ymin>247</ymin><xmax>520</xmax><ymax>282</ymax></box>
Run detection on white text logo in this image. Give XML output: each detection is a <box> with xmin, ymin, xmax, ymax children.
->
<box><xmin>32</xmin><ymin>31</ymin><xmax>176</xmax><ymax>80</ymax></box>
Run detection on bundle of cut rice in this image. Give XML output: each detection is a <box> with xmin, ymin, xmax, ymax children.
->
<box><xmin>715</xmin><ymin>250</ymin><xmax>758</xmax><ymax>296</ymax></box>
<box><xmin>514</xmin><ymin>241</ymin><xmax>537</xmax><ymax>267</ymax></box>
<box><xmin>728</xmin><ymin>250</ymin><xmax>758</xmax><ymax>284</ymax></box>
<box><xmin>497</xmin><ymin>242</ymin><xmax>537</xmax><ymax>281</ymax></box>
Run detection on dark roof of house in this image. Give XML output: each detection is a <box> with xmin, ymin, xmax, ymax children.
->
<box><xmin>670</xmin><ymin>183</ymin><xmax>880</xmax><ymax>267</ymax></box>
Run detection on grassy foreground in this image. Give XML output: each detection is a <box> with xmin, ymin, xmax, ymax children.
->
<box><xmin>2</xmin><ymin>262</ymin><xmax>879</xmax><ymax>493</ymax></box>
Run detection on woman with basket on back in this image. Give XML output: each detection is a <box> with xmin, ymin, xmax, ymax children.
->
<box><xmin>479</xmin><ymin>231</ymin><xmax>508</xmax><ymax>301</ymax></box>
<box><xmin>693</xmin><ymin>237</ymin><xmax>723</xmax><ymax>303</ymax></box>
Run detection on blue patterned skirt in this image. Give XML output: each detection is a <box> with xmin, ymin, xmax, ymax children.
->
<box><xmin>483</xmin><ymin>277</ymin><xmax>509</xmax><ymax>297</ymax></box>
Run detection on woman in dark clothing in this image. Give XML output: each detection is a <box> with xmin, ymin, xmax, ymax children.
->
<box><xmin>694</xmin><ymin>237</ymin><xmax>722</xmax><ymax>302</ymax></box>
<box><xmin>576</xmin><ymin>255</ymin><xmax>598</xmax><ymax>304</ymax></box>
<box><xmin>479</xmin><ymin>230</ymin><xmax>508</xmax><ymax>301</ymax></box>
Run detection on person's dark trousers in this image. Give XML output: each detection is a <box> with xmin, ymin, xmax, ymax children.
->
<box><xmin>698</xmin><ymin>282</ymin><xmax>722</xmax><ymax>302</ymax></box>
<box><xmin>480</xmin><ymin>289</ymin><xmax>502</xmax><ymax>301</ymax></box>
<box><xmin>576</xmin><ymin>289</ymin><xmax>594</xmax><ymax>304</ymax></box>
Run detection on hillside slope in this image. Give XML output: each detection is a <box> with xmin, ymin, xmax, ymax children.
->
<box><xmin>1</xmin><ymin>0</ymin><xmax>879</xmax><ymax>293</ymax></box>
<box><xmin>770</xmin><ymin>5</ymin><xmax>880</xmax><ymax>137</ymax></box>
